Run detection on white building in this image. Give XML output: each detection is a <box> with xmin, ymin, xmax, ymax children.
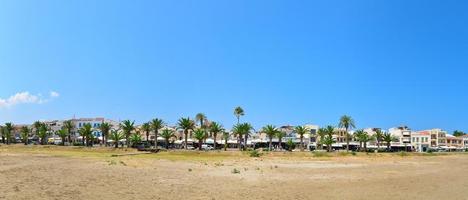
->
<box><xmin>411</xmin><ymin>131</ymin><xmax>430</xmax><ymax>152</ymax></box>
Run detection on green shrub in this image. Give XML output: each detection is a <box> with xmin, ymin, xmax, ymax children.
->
<box><xmin>398</xmin><ymin>152</ymin><xmax>409</xmax><ymax>157</ymax></box>
<box><xmin>312</xmin><ymin>151</ymin><xmax>331</xmax><ymax>157</ymax></box>
<box><xmin>286</xmin><ymin>139</ymin><xmax>296</xmax><ymax>151</ymax></box>
<box><xmin>231</xmin><ymin>168</ymin><xmax>240</xmax><ymax>174</ymax></box>
<box><xmin>249</xmin><ymin>149</ymin><xmax>261</xmax><ymax>157</ymax></box>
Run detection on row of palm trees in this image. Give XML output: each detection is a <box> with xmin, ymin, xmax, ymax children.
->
<box><xmin>0</xmin><ymin>107</ymin><xmax>394</xmax><ymax>152</ymax></box>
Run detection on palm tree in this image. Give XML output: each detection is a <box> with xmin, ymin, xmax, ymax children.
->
<box><xmin>99</xmin><ymin>122</ymin><xmax>112</xmax><ymax>147</ymax></box>
<box><xmin>177</xmin><ymin>117</ymin><xmax>195</xmax><ymax>149</ymax></box>
<box><xmin>56</xmin><ymin>129</ymin><xmax>68</xmax><ymax>146</ymax></box>
<box><xmin>354</xmin><ymin>129</ymin><xmax>373</xmax><ymax>152</ymax></box>
<box><xmin>375</xmin><ymin>129</ymin><xmax>384</xmax><ymax>150</ymax></box>
<box><xmin>0</xmin><ymin>125</ymin><xmax>4</xmax><ymax>144</ymax></box>
<box><xmin>276</xmin><ymin>131</ymin><xmax>286</xmax><ymax>151</ymax></box>
<box><xmin>195</xmin><ymin>113</ymin><xmax>207</xmax><ymax>128</ymax></box>
<box><xmin>141</xmin><ymin>122</ymin><xmax>151</xmax><ymax>142</ymax></box>
<box><xmin>109</xmin><ymin>130</ymin><xmax>124</xmax><ymax>148</ymax></box>
<box><xmin>295</xmin><ymin>126</ymin><xmax>309</xmax><ymax>151</ymax></box>
<box><xmin>38</xmin><ymin>123</ymin><xmax>50</xmax><ymax>145</ymax></box>
<box><xmin>193</xmin><ymin>128</ymin><xmax>206</xmax><ymax>150</ymax></box>
<box><xmin>222</xmin><ymin>131</ymin><xmax>230</xmax><ymax>151</ymax></box>
<box><xmin>63</xmin><ymin>120</ymin><xmax>75</xmax><ymax>144</ymax></box>
<box><xmin>262</xmin><ymin>125</ymin><xmax>278</xmax><ymax>151</ymax></box>
<box><xmin>383</xmin><ymin>132</ymin><xmax>395</xmax><ymax>152</ymax></box>
<box><xmin>4</xmin><ymin>123</ymin><xmax>14</xmax><ymax>145</ymax></box>
<box><xmin>150</xmin><ymin>118</ymin><xmax>164</xmax><ymax>149</ymax></box>
<box><xmin>160</xmin><ymin>128</ymin><xmax>175</xmax><ymax>149</ymax></box>
<box><xmin>120</xmin><ymin>120</ymin><xmax>135</xmax><ymax>147</ymax></box>
<box><xmin>323</xmin><ymin>125</ymin><xmax>336</xmax><ymax>152</ymax></box>
<box><xmin>129</xmin><ymin>133</ymin><xmax>142</xmax><ymax>148</ymax></box>
<box><xmin>78</xmin><ymin>123</ymin><xmax>93</xmax><ymax>146</ymax></box>
<box><xmin>33</xmin><ymin>121</ymin><xmax>43</xmax><ymax>137</ymax></box>
<box><xmin>232</xmin><ymin>123</ymin><xmax>252</xmax><ymax>151</ymax></box>
<box><xmin>20</xmin><ymin>126</ymin><xmax>30</xmax><ymax>145</ymax></box>
<box><xmin>209</xmin><ymin>122</ymin><xmax>223</xmax><ymax>150</ymax></box>
<box><xmin>234</xmin><ymin>106</ymin><xmax>245</xmax><ymax>124</ymax></box>
<box><xmin>338</xmin><ymin>115</ymin><xmax>356</xmax><ymax>152</ymax></box>
<box><xmin>316</xmin><ymin>128</ymin><xmax>327</xmax><ymax>150</ymax></box>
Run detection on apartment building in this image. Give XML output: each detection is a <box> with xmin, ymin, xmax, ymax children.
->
<box><xmin>411</xmin><ymin>131</ymin><xmax>430</xmax><ymax>152</ymax></box>
<box><xmin>446</xmin><ymin>135</ymin><xmax>463</xmax><ymax>149</ymax></box>
<box><xmin>389</xmin><ymin>126</ymin><xmax>412</xmax><ymax>146</ymax></box>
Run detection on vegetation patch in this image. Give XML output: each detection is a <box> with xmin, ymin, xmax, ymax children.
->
<box><xmin>231</xmin><ymin>168</ymin><xmax>240</xmax><ymax>174</ymax></box>
<box><xmin>312</xmin><ymin>151</ymin><xmax>331</xmax><ymax>157</ymax></box>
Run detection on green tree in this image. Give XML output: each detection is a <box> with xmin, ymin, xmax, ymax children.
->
<box><xmin>354</xmin><ymin>129</ymin><xmax>373</xmax><ymax>152</ymax></box>
<box><xmin>232</xmin><ymin>123</ymin><xmax>252</xmax><ymax>151</ymax></box>
<box><xmin>209</xmin><ymin>122</ymin><xmax>223</xmax><ymax>150</ymax></box>
<box><xmin>375</xmin><ymin>129</ymin><xmax>384</xmax><ymax>150</ymax></box>
<box><xmin>150</xmin><ymin>118</ymin><xmax>165</xmax><ymax>149</ymax></box>
<box><xmin>141</xmin><ymin>122</ymin><xmax>151</xmax><ymax>142</ymax></box>
<box><xmin>4</xmin><ymin>123</ymin><xmax>14</xmax><ymax>145</ymax></box>
<box><xmin>33</xmin><ymin>121</ymin><xmax>43</xmax><ymax>138</ymax></box>
<box><xmin>338</xmin><ymin>115</ymin><xmax>356</xmax><ymax>152</ymax></box>
<box><xmin>453</xmin><ymin>130</ymin><xmax>465</xmax><ymax>137</ymax></box>
<box><xmin>129</xmin><ymin>132</ymin><xmax>142</xmax><ymax>147</ymax></box>
<box><xmin>234</xmin><ymin>106</ymin><xmax>245</xmax><ymax>124</ymax></box>
<box><xmin>193</xmin><ymin>128</ymin><xmax>206</xmax><ymax>150</ymax></box>
<box><xmin>195</xmin><ymin>113</ymin><xmax>207</xmax><ymax>128</ymax></box>
<box><xmin>99</xmin><ymin>122</ymin><xmax>112</xmax><ymax>147</ymax></box>
<box><xmin>20</xmin><ymin>126</ymin><xmax>31</xmax><ymax>145</ymax></box>
<box><xmin>383</xmin><ymin>132</ymin><xmax>396</xmax><ymax>152</ymax></box>
<box><xmin>160</xmin><ymin>128</ymin><xmax>175</xmax><ymax>149</ymax></box>
<box><xmin>222</xmin><ymin>131</ymin><xmax>230</xmax><ymax>151</ymax></box>
<box><xmin>177</xmin><ymin>117</ymin><xmax>195</xmax><ymax>150</ymax></box>
<box><xmin>286</xmin><ymin>139</ymin><xmax>296</xmax><ymax>151</ymax></box>
<box><xmin>276</xmin><ymin>131</ymin><xmax>287</xmax><ymax>151</ymax></box>
<box><xmin>262</xmin><ymin>125</ymin><xmax>278</xmax><ymax>151</ymax></box>
<box><xmin>323</xmin><ymin>125</ymin><xmax>335</xmax><ymax>152</ymax></box>
<box><xmin>38</xmin><ymin>124</ymin><xmax>50</xmax><ymax>145</ymax></box>
<box><xmin>120</xmin><ymin>120</ymin><xmax>135</xmax><ymax>147</ymax></box>
<box><xmin>0</xmin><ymin>125</ymin><xmax>4</xmax><ymax>144</ymax></box>
<box><xmin>316</xmin><ymin>128</ymin><xmax>327</xmax><ymax>150</ymax></box>
<box><xmin>78</xmin><ymin>123</ymin><xmax>93</xmax><ymax>146</ymax></box>
<box><xmin>294</xmin><ymin>126</ymin><xmax>309</xmax><ymax>151</ymax></box>
<box><xmin>109</xmin><ymin>130</ymin><xmax>124</xmax><ymax>148</ymax></box>
<box><xmin>63</xmin><ymin>120</ymin><xmax>75</xmax><ymax>144</ymax></box>
<box><xmin>56</xmin><ymin>129</ymin><xmax>68</xmax><ymax>146</ymax></box>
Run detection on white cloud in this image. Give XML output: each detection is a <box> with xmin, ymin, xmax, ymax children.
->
<box><xmin>0</xmin><ymin>91</ymin><xmax>59</xmax><ymax>108</ymax></box>
<box><xmin>50</xmin><ymin>91</ymin><xmax>60</xmax><ymax>98</ymax></box>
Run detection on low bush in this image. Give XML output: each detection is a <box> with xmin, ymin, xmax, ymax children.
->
<box><xmin>249</xmin><ymin>149</ymin><xmax>261</xmax><ymax>157</ymax></box>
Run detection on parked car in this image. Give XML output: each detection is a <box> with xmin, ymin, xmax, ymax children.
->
<box><xmin>201</xmin><ymin>144</ymin><xmax>214</xmax><ymax>150</ymax></box>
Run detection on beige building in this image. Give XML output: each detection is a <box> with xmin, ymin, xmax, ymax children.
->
<box><xmin>411</xmin><ymin>131</ymin><xmax>430</xmax><ymax>152</ymax></box>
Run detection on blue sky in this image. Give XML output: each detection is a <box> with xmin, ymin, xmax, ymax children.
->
<box><xmin>0</xmin><ymin>0</ymin><xmax>467</xmax><ymax>132</ymax></box>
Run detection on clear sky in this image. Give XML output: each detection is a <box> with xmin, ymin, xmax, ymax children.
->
<box><xmin>0</xmin><ymin>0</ymin><xmax>467</xmax><ymax>132</ymax></box>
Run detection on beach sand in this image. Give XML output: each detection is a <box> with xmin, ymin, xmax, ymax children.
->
<box><xmin>1</xmin><ymin>146</ymin><xmax>468</xmax><ymax>200</ymax></box>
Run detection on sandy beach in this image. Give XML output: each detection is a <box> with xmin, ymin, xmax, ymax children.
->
<box><xmin>1</xmin><ymin>146</ymin><xmax>468</xmax><ymax>200</ymax></box>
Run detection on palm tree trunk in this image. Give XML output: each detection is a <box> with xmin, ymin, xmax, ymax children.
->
<box><xmin>364</xmin><ymin>142</ymin><xmax>367</xmax><ymax>152</ymax></box>
<box><xmin>387</xmin><ymin>142</ymin><xmax>390</xmax><ymax>152</ymax></box>
<box><xmin>238</xmin><ymin>135</ymin><xmax>242</xmax><ymax>151</ymax></box>
<box><xmin>244</xmin><ymin>134</ymin><xmax>248</xmax><ymax>151</ymax></box>
<box><xmin>328</xmin><ymin>144</ymin><xmax>331</xmax><ymax>152</ymax></box>
<box><xmin>155</xmin><ymin>130</ymin><xmax>159</xmax><ymax>149</ymax></box>
<box><xmin>199</xmin><ymin>140</ymin><xmax>202</xmax><ymax>150</ymax></box>
<box><xmin>166</xmin><ymin>139</ymin><xmax>169</xmax><ymax>149</ymax></box>
<box><xmin>224</xmin><ymin>138</ymin><xmax>227</xmax><ymax>151</ymax></box>
<box><xmin>345</xmin><ymin>129</ymin><xmax>349</xmax><ymax>152</ymax></box>
<box><xmin>279</xmin><ymin>138</ymin><xmax>282</xmax><ymax>151</ymax></box>
<box><xmin>300</xmin><ymin>136</ymin><xmax>304</xmax><ymax>151</ymax></box>
<box><xmin>146</xmin><ymin>132</ymin><xmax>149</xmax><ymax>143</ymax></box>
<box><xmin>184</xmin><ymin>131</ymin><xmax>188</xmax><ymax>150</ymax></box>
<box><xmin>269</xmin><ymin>138</ymin><xmax>272</xmax><ymax>151</ymax></box>
<box><xmin>213</xmin><ymin>133</ymin><xmax>217</xmax><ymax>150</ymax></box>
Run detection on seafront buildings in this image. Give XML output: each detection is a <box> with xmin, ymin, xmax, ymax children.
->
<box><xmin>4</xmin><ymin>117</ymin><xmax>467</xmax><ymax>152</ymax></box>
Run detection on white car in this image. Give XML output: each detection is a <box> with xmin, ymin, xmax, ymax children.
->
<box><xmin>201</xmin><ymin>144</ymin><xmax>214</xmax><ymax>150</ymax></box>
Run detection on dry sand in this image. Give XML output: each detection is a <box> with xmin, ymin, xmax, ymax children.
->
<box><xmin>1</xmin><ymin>146</ymin><xmax>468</xmax><ymax>200</ymax></box>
